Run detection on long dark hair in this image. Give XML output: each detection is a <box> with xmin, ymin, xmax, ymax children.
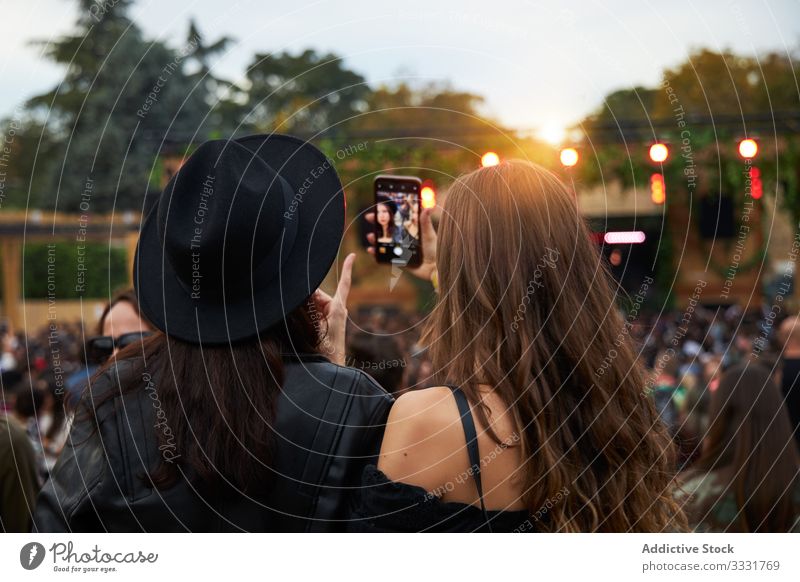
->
<box><xmin>86</xmin><ymin>299</ymin><xmax>321</xmax><ymax>494</ymax></box>
<box><xmin>376</xmin><ymin>200</ymin><xmax>397</xmax><ymax>240</ymax></box>
<box><xmin>683</xmin><ymin>362</ymin><xmax>800</xmax><ymax>531</ymax></box>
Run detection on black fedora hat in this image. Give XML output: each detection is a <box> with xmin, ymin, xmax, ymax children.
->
<box><xmin>134</xmin><ymin>134</ymin><xmax>345</xmax><ymax>344</ymax></box>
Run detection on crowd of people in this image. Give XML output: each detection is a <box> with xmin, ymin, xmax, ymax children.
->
<box><xmin>3</xmin><ymin>299</ymin><xmax>799</xmax><ymax>532</ymax></box>
<box><xmin>1</xmin><ymin>135</ymin><xmax>799</xmax><ymax>533</ymax></box>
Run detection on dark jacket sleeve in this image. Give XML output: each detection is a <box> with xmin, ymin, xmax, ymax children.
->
<box><xmin>0</xmin><ymin>418</ymin><xmax>40</xmax><ymax>532</ymax></box>
<box><xmin>359</xmin><ymin>381</ymin><xmax>393</xmax><ymax>462</ymax></box>
<box><xmin>31</xmin><ymin>364</ymin><xmax>132</xmax><ymax>533</ymax></box>
<box><xmin>32</xmin><ymin>401</ymin><xmax>109</xmax><ymax>532</ymax></box>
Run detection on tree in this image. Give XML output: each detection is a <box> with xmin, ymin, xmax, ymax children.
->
<box><xmin>321</xmin><ymin>81</ymin><xmax>548</xmax><ymax>210</ymax></box>
<box><xmin>182</xmin><ymin>19</ymin><xmax>244</xmax><ymax>135</ymax></box>
<box><xmin>26</xmin><ymin>0</ymin><xmax>229</xmax><ymax>211</ymax></box>
<box><xmin>581</xmin><ymin>86</ymin><xmax>659</xmax><ymax>132</ymax></box>
<box><xmin>244</xmin><ymin>49</ymin><xmax>371</xmax><ymax>134</ymax></box>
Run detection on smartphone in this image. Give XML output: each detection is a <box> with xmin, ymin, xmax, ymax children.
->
<box><xmin>374</xmin><ymin>175</ymin><xmax>422</xmax><ymax>267</ymax></box>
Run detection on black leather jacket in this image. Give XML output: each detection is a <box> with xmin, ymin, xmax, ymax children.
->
<box><xmin>33</xmin><ymin>354</ymin><xmax>393</xmax><ymax>532</ymax></box>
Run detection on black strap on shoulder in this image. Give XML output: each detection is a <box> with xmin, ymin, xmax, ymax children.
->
<box><xmin>446</xmin><ymin>384</ymin><xmax>493</xmax><ymax>532</ymax></box>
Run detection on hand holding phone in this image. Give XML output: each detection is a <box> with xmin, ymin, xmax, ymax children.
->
<box><xmin>366</xmin><ymin>199</ymin><xmax>438</xmax><ymax>285</ymax></box>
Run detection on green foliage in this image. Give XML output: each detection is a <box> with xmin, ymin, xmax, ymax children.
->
<box><xmin>245</xmin><ymin>49</ymin><xmax>371</xmax><ymax>133</ymax></box>
<box><xmin>24</xmin><ymin>1</ymin><xmax>234</xmax><ymax>212</ymax></box>
<box><xmin>22</xmin><ymin>242</ymin><xmax>128</xmax><ymax>299</ymax></box>
<box><xmin>0</xmin><ymin>116</ymin><xmax>59</xmax><ymax>210</ymax></box>
<box><xmin>578</xmin><ymin>47</ymin><xmax>800</xmax><ymax>222</ymax></box>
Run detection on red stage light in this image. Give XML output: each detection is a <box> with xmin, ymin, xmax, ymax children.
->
<box><xmin>749</xmin><ymin>166</ymin><xmax>762</xmax><ymax>200</ymax></box>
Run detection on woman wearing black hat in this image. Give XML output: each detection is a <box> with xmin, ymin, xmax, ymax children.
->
<box><xmin>33</xmin><ymin>135</ymin><xmax>393</xmax><ymax>532</ymax></box>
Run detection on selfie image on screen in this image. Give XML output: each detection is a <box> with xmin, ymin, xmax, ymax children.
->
<box><xmin>375</xmin><ymin>187</ymin><xmax>420</xmax><ymax>265</ymax></box>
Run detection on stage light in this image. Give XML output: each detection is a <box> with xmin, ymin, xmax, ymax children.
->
<box><xmin>739</xmin><ymin>138</ymin><xmax>758</xmax><ymax>159</ymax></box>
<box><xmin>650</xmin><ymin>173</ymin><xmax>665</xmax><ymax>204</ymax></box>
<box><xmin>560</xmin><ymin>148</ymin><xmax>579</xmax><ymax>167</ymax></box>
<box><xmin>749</xmin><ymin>167</ymin><xmax>763</xmax><ymax>200</ymax></box>
<box><xmin>649</xmin><ymin>143</ymin><xmax>669</xmax><ymax>163</ymax></box>
<box><xmin>481</xmin><ymin>152</ymin><xmax>500</xmax><ymax>167</ymax></box>
<box><xmin>604</xmin><ymin>231</ymin><xmax>647</xmax><ymax>244</ymax></box>
<box><xmin>420</xmin><ymin>184</ymin><xmax>436</xmax><ymax>209</ymax></box>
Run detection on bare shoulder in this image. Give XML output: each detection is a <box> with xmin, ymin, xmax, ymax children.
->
<box><xmin>385</xmin><ymin>385</ymin><xmax>456</xmax><ymax>424</ymax></box>
<box><xmin>377</xmin><ymin>386</ymin><xmax>466</xmax><ymax>493</ymax></box>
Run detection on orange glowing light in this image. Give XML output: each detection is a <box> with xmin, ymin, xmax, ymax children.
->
<box><xmin>649</xmin><ymin>143</ymin><xmax>669</xmax><ymax>163</ymax></box>
<box><xmin>739</xmin><ymin>138</ymin><xmax>758</xmax><ymax>159</ymax></box>
<box><xmin>560</xmin><ymin>148</ymin><xmax>579</xmax><ymax>167</ymax></box>
<box><xmin>650</xmin><ymin>172</ymin><xmax>666</xmax><ymax>204</ymax></box>
<box><xmin>420</xmin><ymin>185</ymin><xmax>436</xmax><ymax>209</ymax></box>
<box><xmin>481</xmin><ymin>152</ymin><xmax>500</xmax><ymax>167</ymax></box>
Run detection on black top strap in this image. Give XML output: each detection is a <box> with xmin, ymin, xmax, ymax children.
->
<box><xmin>446</xmin><ymin>384</ymin><xmax>493</xmax><ymax>532</ymax></box>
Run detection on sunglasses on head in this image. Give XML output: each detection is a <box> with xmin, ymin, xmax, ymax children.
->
<box><xmin>87</xmin><ymin>331</ymin><xmax>152</xmax><ymax>361</ymax></box>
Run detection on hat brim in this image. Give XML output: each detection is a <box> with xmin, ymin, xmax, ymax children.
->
<box><xmin>134</xmin><ymin>134</ymin><xmax>345</xmax><ymax>344</ymax></box>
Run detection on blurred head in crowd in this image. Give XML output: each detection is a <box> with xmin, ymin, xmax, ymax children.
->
<box><xmin>780</xmin><ymin>315</ymin><xmax>800</xmax><ymax>357</ymax></box>
<box><xmin>348</xmin><ymin>331</ymin><xmax>406</xmax><ymax>395</ymax></box>
<box><xmin>88</xmin><ymin>288</ymin><xmax>153</xmax><ymax>362</ymax></box>
<box><xmin>12</xmin><ymin>379</ymin><xmax>47</xmax><ymax>424</ymax></box>
<box><xmin>686</xmin><ymin>362</ymin><xmax>799</xmax><ymax>531</ymax></box>
<box><xmin>98</xmin><ymin>288</ymin><xmax>151</xmax><ymax>338</ymax></box>
<box><xmin>422</xmin><ymin>159</ymin><xmax>685</xmax><ymax>531</ymax></box>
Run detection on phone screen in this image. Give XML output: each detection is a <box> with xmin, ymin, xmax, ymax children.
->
<box><xmin>374</xmin><ymin>175</ymin><xmax>422</xmax><ymax>267</ymax></box>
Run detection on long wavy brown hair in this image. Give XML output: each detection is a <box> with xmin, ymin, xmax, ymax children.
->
<box><xmin>422</xmin><ymin>160</ymin><xmax>686</xmax><ymax>531</ymax></box>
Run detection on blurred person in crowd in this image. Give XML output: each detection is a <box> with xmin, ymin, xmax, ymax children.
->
<box><xmin>37</xmin><ymin>370</ymin><xmax>69</xmax><ymax>467</ymax></box>
<box><xmin>0</xmin><ymin>414</ymin><xmax>40</xmax><ymax>532</ymax></box>
<box><xmin>779</xmin><ymin>315</ymin><xmax>800</xmax><ymax>446</ymax></box>
<box><xmin>0</xmin><ymin>325</ymin><xmax>18</xmax><ymax>374</ymax></box>
<box><xmin>403</xmin><ymin>199</ymin><xmax>420</xmax><ymax>241</ymax></box>
<box><xmin>86</xmin><ymin>288</ymin><xmax>153</xmax><ymax>364</ymax></box>
<box><xmin>356</xmin><ymin>160</ymin><xmax>686</xmax><ymax>532</ymax></box>
<box><xmin>33</xmin><ymin>135</ymin><xmax>392</xmax><ymax>532</ymax></box>
<box><xmin>679</xmin><ymin>363</ymin><xmax>800</xmax><ymax>532</ymax></box>
<box><xmin>348</xmin><ymin>331</ymin><xmax>407</xmax><ymax>396</ymax></box>
<box><xmin>0</xmin><ymin>329</ymin><xmax>24</xmax><ymax>412</ymax></box>
<box><xmin>702</xmin><ymin>354</ymin><xmax>723</xmax><ymax>394</ymax></box>
<box><xmin>650</xmin><ymin>350</ymin><xmax>680</xmax><ymax>434</ymax></box>
<box><xmin>673</xmin><ymin>371</ymin><xmax>706</xmax><ymax>469</ymax></box>
<box><xmin>98</xmin><ymin>288</ymin><xmax>151</xmax><ymax>341</ymax></box>
<box><xmin>10</xmin><ymin>380</ymin><xmax>48</xmax><ymax>484</ymax></box>
<box><xmin>67</xmin><ymin>288</ymin><xmax>154</xmax><ymax>406</ymax></box>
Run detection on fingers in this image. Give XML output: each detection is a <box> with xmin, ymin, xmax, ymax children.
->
<box><xmin>367</xmin><ymin>247</ymin><xmax>375</xmax><ymax>255</ymax></box>
<box><xmin>366</xmin><ymin>232</ymin><xmax>376</xmax><ymax>245</ymax></box>
<box><xmin>364</xmin><ymin>211</ymin><xmax>375</xmax><ymax>224</ymax></box>
<box><xmin>420</xmin><ymin>208</ymin><xmax>436</xmax><ymax>238</ymax></box>
<box><xmin>335</xmin><ymin>253</ymin><xmax>355</xmax><ymax>304</ymax></box>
